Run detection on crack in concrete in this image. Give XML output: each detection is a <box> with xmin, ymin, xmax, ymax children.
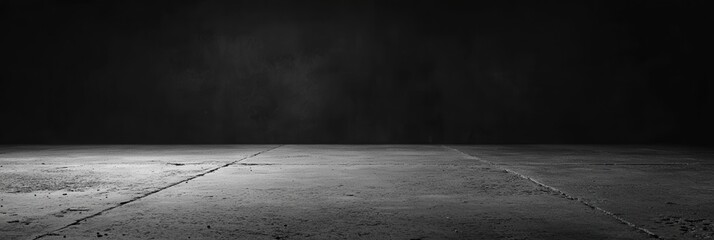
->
<box><xmin>443</xmin><ymin>145</ymin><xmax>662</xmax><ymax>239</ymax></box>
<box><xmin>32</xmin><ymin>145</ymin><xmax>282</xmax><ymax>240</ymax></box>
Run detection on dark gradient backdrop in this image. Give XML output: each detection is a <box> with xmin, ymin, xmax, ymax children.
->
<box><xmin>2</xmin><ymin>0</ymin><xmax>713</xmax><ymax>144</ymax></box>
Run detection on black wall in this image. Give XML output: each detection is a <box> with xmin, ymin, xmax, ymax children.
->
<box><xmin>2</xmin><ymin>0</ymin><xmax>713</xmax><ymax>144</ymax></box>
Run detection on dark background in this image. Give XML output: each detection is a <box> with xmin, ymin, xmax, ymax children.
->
<box><xmin>2</xmin><ymin>0</ymin><xmax>712</xmax><ymax>144</ymax></box>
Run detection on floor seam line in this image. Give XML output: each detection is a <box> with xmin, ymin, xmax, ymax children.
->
<box><xmin>32</xmin><ymin>145</ymin><xmax>283</xmax><ymax>240</ymax></box>
<box><xmin>442</xmin><ymin>145</ymin><xmax>662</xmax><ymax>239</ymax></box>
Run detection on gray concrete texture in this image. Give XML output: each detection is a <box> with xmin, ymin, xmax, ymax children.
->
<box><xmin>0</xmin><ymin>145</ymin><xmax>712</xmax><ymax>239</ymax></box>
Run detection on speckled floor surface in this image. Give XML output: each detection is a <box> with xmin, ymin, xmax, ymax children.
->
<box><xmin>1</xmin><ymin>145</ymin><xmax>712</xmax><ymax>239</ymax></box>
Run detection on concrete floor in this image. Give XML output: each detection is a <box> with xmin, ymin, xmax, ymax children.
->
<box><xmin>0</xmin><ymin>145</ymin><xmax>712</xmax><ymax>240</ymax></box>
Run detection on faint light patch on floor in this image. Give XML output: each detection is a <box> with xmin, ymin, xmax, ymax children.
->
<box><xmin>0</xmin><ymin>172</ymin><xmax>105</xmax><ymax>193</ymax></box>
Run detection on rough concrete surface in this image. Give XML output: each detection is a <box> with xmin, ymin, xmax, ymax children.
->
<box><xmin>0</xmin><ymin>145</ymin><xmax>711</xmax><ymax>239</ymax></box>
<box><xmin>453</xmin><ymin>145</ymin><xmax>714</xmax><ymax>240</ymax></box>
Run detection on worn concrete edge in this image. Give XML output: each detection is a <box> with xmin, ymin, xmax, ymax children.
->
<box><xmin>442</xmin><ymin>145</ymin><xmax>661</xmax><ymax>239</ymax></box>
<box><xmin>31</xmin><ymin>145</ymin><xmax>283</xmax><ymax>240</ymax></box>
